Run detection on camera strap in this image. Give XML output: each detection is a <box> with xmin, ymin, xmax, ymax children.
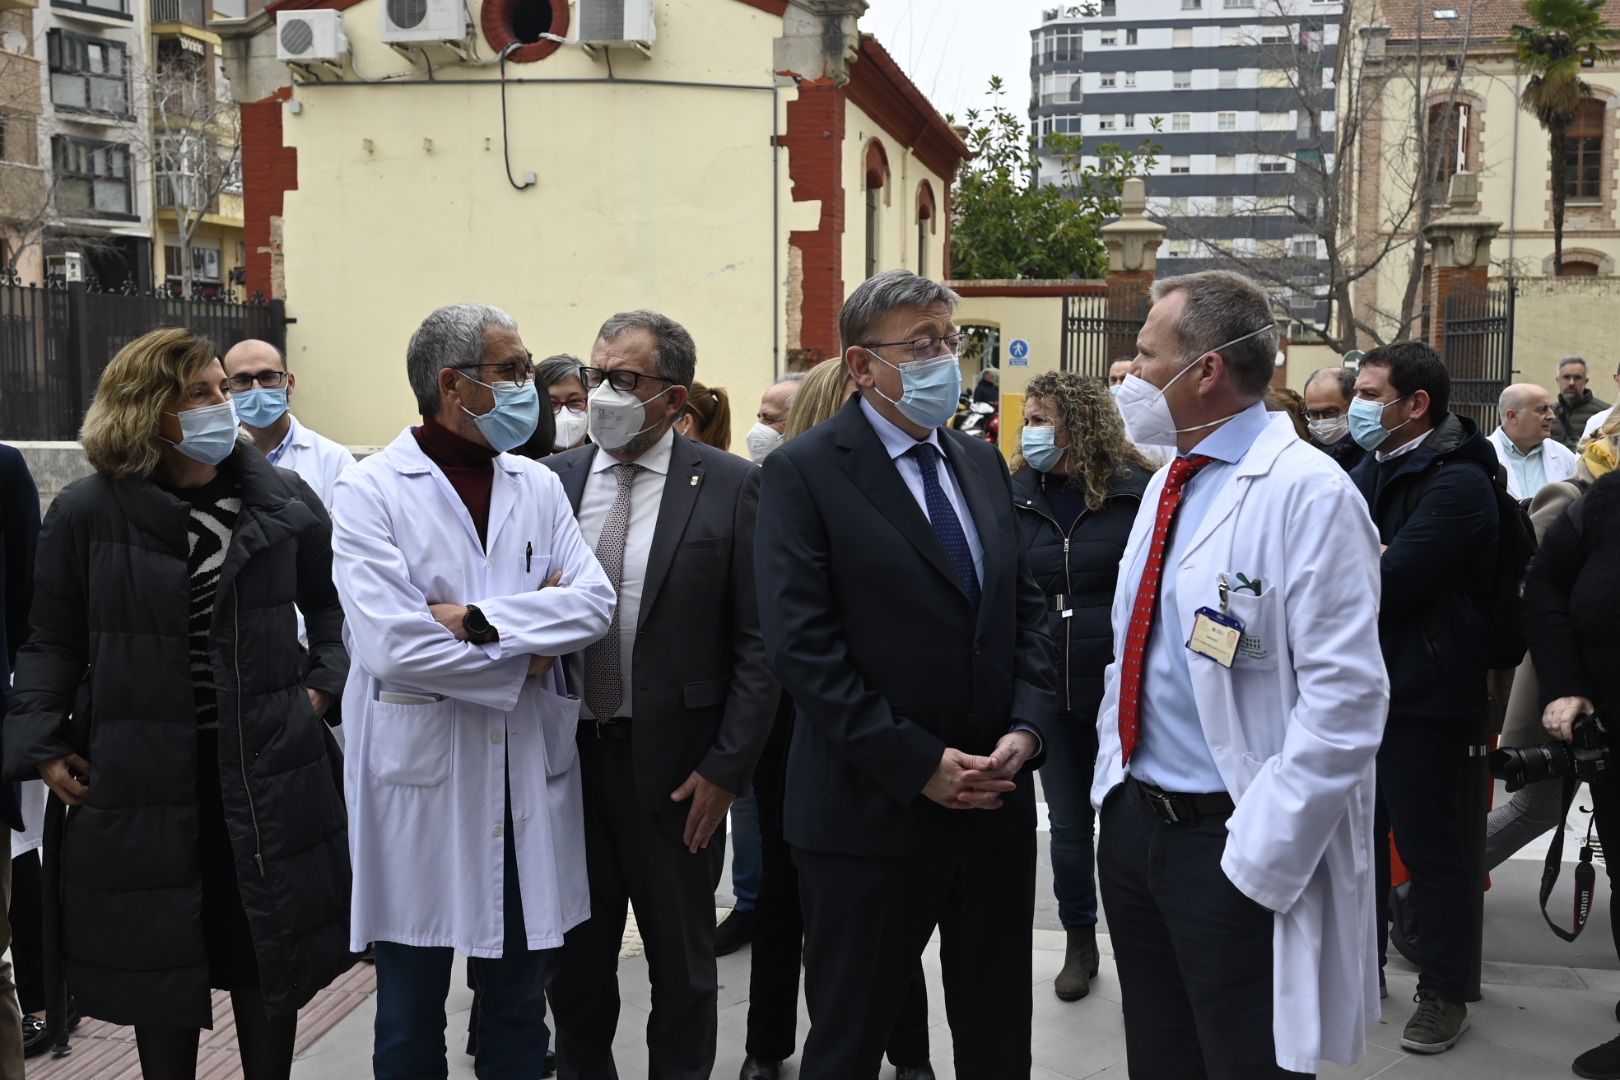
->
<box><xmin>1539</xmin><ymin>776</ymin><xmax>1597</xmax><ymax>943</ymax></box>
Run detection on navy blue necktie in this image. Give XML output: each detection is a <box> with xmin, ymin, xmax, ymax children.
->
<box><xmin>908</xmin><ymin>445</ymin><xmax>981</xmax><ymax>607</ymax></box>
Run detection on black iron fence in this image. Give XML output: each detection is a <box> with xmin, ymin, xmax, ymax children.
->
<box><xmin>0</xmin><ymin>277</ymin><xmax>285</xmax><ymax>441</ymax></box>
<box><xmin>1441</xmin><ymin>281</ymin><xmax>1515</xmax><ymax>433</ymax></box>
<box><xmin>1060</xmin><ymin>283</ymin><xmax>1150</xmax><ymax>380</ymax></box>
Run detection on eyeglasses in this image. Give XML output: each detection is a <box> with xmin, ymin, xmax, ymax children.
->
<box><xmin>226</xmin><ymin>370</ymin><xmax>288</xmax><ymax>392</ymax></box>
<box><xmin>861</xmin><ymin>334</ymin><xmax>965</xmax><ymax>363</ymax></box>
<box><xmin>452</xmin><ymin>358</ymin><xmax>535</xmax><ymax>386</ymax></box>
<box><xmin>580</xmin><ymin>366</ymin><xmax>677</xmax><ymax>394</ymax></box>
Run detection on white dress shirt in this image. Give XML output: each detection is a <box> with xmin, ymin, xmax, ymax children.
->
<box><xmin>575</xmin><ymin>429</ymin><xmax>674</xmax><ymax>720</ymax></box>
<box><xmin>858</xmin><ymin>397</ymin><xmax>984</xmax><ymax>586</ymax></box>
<box><xmin>1375</xmin><ymin>427</ymin><xmax>1430</xmax><ymax>463</ymax></box>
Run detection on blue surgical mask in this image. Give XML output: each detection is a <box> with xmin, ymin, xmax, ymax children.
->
<box><xmin>871</xmin><ymin>352</ymin><xmax>963</xmax><ymax>430</ymax></box>
<box><xmin>233</xmin><ymin>386</ymin><xmax>289</xmax><ymax>429</ymax></box>
<box><xmin>1021</xmin><ymin>425</ymin><xmax>1064</xmax><ymax>473</ymax></box>
<box><xmin>1348</xmin><ymin>394</ymin><xmax>1411</xmax><ymax>452</ymax></box>
<box><xmin>165</xmin><ymin>400</ymin><xmax>239</xmax><ymax>466</ymax></box>
<box><xmin>459</xmin><ymin>374</ymin><xmax>540</xmax><ymax>452</ymax></box>
<box><xmin>1109</xmin><ymin>384</ymin><xmax>1123</xmax><ymax>398</ymax></box>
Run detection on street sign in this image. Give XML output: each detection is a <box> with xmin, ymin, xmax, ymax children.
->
<box><xmin>1008</xmin><ymin>338</ymin><xmax>1030</xmax><ymax>367</ymax></box>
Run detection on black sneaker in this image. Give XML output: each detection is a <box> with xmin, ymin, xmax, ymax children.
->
<box><xmin>1576</xmin><ymin>1035</ymin><xmax>1620</xmax><ymax>1079</ymax></box>
<box><xmin>715</xmin><ymin>908</ymin><xmax>755</xmax><ymax>957</ymax></box>
<box><xmin>21</xmin><ymin>1015</ymin><xmax>49</xmax><ymax>1059</ymax></box>
<box><xmin>1401</xmin><ymin>993</ymin><xmax>1468</xmax><ymax>1054</ymax></box>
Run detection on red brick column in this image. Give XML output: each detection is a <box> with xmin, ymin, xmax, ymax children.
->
<box><xmin>241</xmin><ymin>87</ymin><xmax>296</xmax><ymax>301</ymax></box>
<box><xmin>780</xmin><ymin>76</ymin><xmax>846</xmax><ymax>369</ymax></box>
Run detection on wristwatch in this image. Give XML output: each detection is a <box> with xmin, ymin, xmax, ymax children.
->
<box><xmin>462</xmin><ymin>605</ymin><xmax>498</xmax><ymax>645</ymax></box>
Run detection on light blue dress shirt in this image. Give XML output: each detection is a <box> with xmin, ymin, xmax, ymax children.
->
<box><xmin>1128</xmin><ymin>402</ymin><xmax>1273</xmax><ymax>794</ymax></box>
<box><xmin>1490</xmin><ymin>427</ymin><xmax>1549</xmax><ymax>500</ymax></box>
<box><xmin>860</xmin><ymin>397</ymin><xmax>985</xmax><ymax>586</ymax></box>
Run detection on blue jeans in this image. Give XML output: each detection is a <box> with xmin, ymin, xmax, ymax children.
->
<box><xmin>374</xmin><ymin>803</ymin><xmax>551</xmax><ymax>1079</ymax></box>
<box><xmin>1043</xmin><ymin>710</ymin><xmax>1099</xmax><ymax>928</ymax></box>
<box><xmin>730</xmin><ymin>791</ymin><xmax>762</xmax><ymax>912</ymax></box>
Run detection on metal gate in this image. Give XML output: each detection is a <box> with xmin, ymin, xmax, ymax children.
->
<box><xmin>1060</xmin><ymin>283</ymin><xmax>1150</xmax><ymax>379</ymax></box>
<box><xmin>1441</xmin><ymin>281</ymin><xmax>1515</xmax><ymax>433</ymax></box>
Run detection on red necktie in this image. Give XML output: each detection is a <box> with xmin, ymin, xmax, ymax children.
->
<box><xmin>1118</xmin><ymin>454</ymin><xmax>1215</xmax><ymax>763</ymax></box>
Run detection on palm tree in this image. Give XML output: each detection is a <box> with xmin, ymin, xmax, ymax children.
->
<box><xmin>1506</xmin><ymin>0</ymin><xmax>1620</xmax><ymax>276</ymax></box>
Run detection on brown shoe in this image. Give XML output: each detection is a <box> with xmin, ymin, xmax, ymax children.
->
<box><xmin>1054</xmin><ymin>926</ymin><xmax>1098</xmax><ymax>1001</ymax></box>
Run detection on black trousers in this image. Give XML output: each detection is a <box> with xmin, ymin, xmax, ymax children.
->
<box><xmin>792</xmin><ymin>802</ymin><xmax>1036</xmax><ymax>1080</ymax></box>
<box><xmin>1588</xmin><ymin>771</ymin><xmax>1620</xmax><ymax>962</ymax></box>
<box><xmin>1373</xmin><ymin>712</ymin><xmax>1472</xmax><ymax>1002</ymax></box>
<box><xmin>745</xmin><ymin>707</ymin><xmax>929</xmax><ymax>1065</ymax></box>
<box><xmin>1097</xmin><ymin>779</ymin><xmax>1309</xmax><ymax>1080</ymax></box>
<box><xmin>550</xmin><ymin>734</ymin><xmax>726</xmax><ymax>1080</ymax></box>
<box><xmin>10</xmin><ymin>849</ymin><xmax>43</xmax><ymax>1015</ymax></box>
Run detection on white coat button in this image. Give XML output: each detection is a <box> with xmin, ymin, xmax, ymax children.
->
<box><xmin>491</xmin><ymin>824</ymin><xmax>503</xmax><ymax>838</ymax></box>
<box><xmin>491</xmin><ymin>730</ymin><xmax>505</xmax><ymax>745</ymax></box>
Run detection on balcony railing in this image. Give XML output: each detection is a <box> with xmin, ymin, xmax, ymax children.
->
<box><xmin>151</xmin><ymin>0</ymin><xmax>205</xmax><ymax>25</ymax></box>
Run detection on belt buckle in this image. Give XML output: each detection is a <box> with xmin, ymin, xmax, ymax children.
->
<box><xmin>1145</xmin><ymin>787</ymin><xmax>1182</xmax><ymax>824</ymax></box>
<box><xmin>594</xmin><ymin>719</ymin><xmax>616</xmax><ymax>741</ymax></box>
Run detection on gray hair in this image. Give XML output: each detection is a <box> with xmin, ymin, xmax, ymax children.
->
<box><xmin>1150</xmin><ymin>271</ymin><xmax>1278</xmax><ymax>397</ymax></box>
<box><xmin>839</xmin><ymin>270</ymin><xmax>961</xmax><ymax>353</ymax></box>
<box><xmin>1560</xmin><ymin>355</ymin><xmax>1589</xmax><ymax>373</ymax></box>
<box><xmin>1305</xmin><ymin>365</ymin><xmax>1355</xmax><ymax>401</ymax></box>
<box><xmin>596</xmin><ymin>310</ymin><xmax>697</xmax><ymax>388</ymax></box>
<box><xmin>406</xmin><ymin>303</ymin><xmax>519</xmax><ymax>415</ymax></box>
<box><xmin>535</xmin><ymin>353</ymin><xmax>585</xmax><ymax>391</ymax></box>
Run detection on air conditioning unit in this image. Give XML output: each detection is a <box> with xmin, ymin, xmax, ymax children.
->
<box><xmin>277</xmin><ymin>10</ymin><xmax>348</xmax><ymax>63</ymax></box>
<box><xmin>580</xmin><ymin>0</ymin><xmax>656</xmax><ymax>48</ymax></box>
<box><xmin>382</xmin><ymin>0</ymin><xmax>469</xmax><ymax>45</ymax></box>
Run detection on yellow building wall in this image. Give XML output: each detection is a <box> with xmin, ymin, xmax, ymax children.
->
<box><xmin>278</xmin><ymin>0</ymin><xmax>797</xmax><ymax>450</ymax></box>
<box><xmin>153</xmin><ymin>214</ymin><xmax>247</xmax><ymax>294</ymax></box>
<box><xmin>1512</xmin><ymin>276</ymin><xmax>1620</xmax><ymax>396</ymax></box>
<box><xmin>952</xmin><ymin>293</ymin><xmax>1071</xmax><ymax>458</ymax></box>
<box><xmin>842</xmin><ymin>100</ymin><xmax>951</xmax><ymax>290</ymax></box>
<box><xmin>1358</xmin><ymin>57</ymin><xmax>1620</xmax><ymax>343</ymax></box>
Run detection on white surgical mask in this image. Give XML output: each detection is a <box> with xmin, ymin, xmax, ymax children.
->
<box><xmin>746</xmin><ymin>422</ymin><xmax>784</xmax><ymax>463</ymax></box>
<box><xmin>553</xmin><ymin>406</ymin><xmax>588</xmax><ymax>450</ymax></box>
<box><xmin>1308</xmin><ymin>415</ymin><xmax>1350</xmax><ymax>446</ymax></box>
<box><xmin>1117</xmin><ymin>325</ymin><xmax>1273</xmax><ymax>447</ymax></box>
<box><xmin>587</xmin><ymin>381</ymin><xmax>672</xmax><ymax>453</ymax></box>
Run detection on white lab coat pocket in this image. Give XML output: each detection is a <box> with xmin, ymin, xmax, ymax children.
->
<box><xmin>1224</xmin><ymin>583</ymin><xmax>1282</xmax><ymax>672</ymax></box>
<box><xmin>536</xmin><ymin>685</ymin><xmax>581</xmax><ymax>778</ymax></box>
<box><xmin>367</xmin><ymin>698</ymin><xmax>456</xmax><ymax>786</ymax></box>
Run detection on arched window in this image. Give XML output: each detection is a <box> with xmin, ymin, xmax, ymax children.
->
<box><xmin>864</xmin><ymin>139</ymin><xmax>889</xmax><ymax>280</ymax></box>
<box><xmin>1565</xmin><ymin>98</ymin><xmax>1606</xmax><ymax>202</ymax></box>
<box><xmin>916</xmin><ymin>181</ymin><xmax>936</xmax><ymax>279</ymax></box>
<box><xmin>1426</xmin><ymin>101</ymin><xmax>1470</xmax><ymax>189</ymax></box>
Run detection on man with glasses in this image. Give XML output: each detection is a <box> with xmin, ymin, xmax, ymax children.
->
<box><xmin>223</xmin><ymin>339</ymin><xmax>355</xmax><ymax>509</ymax></box>
<box><xmin>754</xmin><ymin>269</ymin><xmax>1057</xmax><ymax>1078</ymax></box>
<box><xmin>543</xmin><ymin>310</ymin><xmax>775</xmax><ymax>1080</ymax></box>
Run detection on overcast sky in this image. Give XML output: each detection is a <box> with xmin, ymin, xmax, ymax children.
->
<box><xmin>861</xmin><ymin>0</ymin><xmax>1052</xmax><ymax>127</ymax></box>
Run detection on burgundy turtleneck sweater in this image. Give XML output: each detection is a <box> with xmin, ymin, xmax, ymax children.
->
<box><xmin>413</xmin><ymin>416</ymin><xmax>498</xmax><ymax>547</ymax></box>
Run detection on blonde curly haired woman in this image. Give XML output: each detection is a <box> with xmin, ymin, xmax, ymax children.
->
<box><xmin>1012</xmin><ymin>370</ymin><xmax>1153</xmax><ymax>1003</ymax></box>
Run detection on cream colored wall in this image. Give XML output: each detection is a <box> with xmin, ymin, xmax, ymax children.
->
<box><xmin>1358</xmin><ymin>57</ymin><xmax>1620</xmax><ymax>342</ymax></box>
<box><xmin>1512</xmin><ymin>277</ymin><xmax>1620</xmax><ymax>397</ymax></box>
<box><xmin>843</xmin><ymin>99</ymin><xmax>950</xmax><ymax>291</ymax></box>
<box><xmin>953</xmin><ymin>293</ymin><xmax>1070</xmax><ymax>458</ymax></box>
<box><xmin>1285</xmin><ymin>343</ymin><xmax>1342</xmax><ymax>394</ymax></box>
<box><xmin>277</xmin><ymin>0</ymin><xmax>796</xmax><ymax>450</ymax></box>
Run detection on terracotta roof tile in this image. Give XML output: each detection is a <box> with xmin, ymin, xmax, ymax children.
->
<box><xmin>1382</xmin><ymin>0</ymin><xmax>1620</xmax><ymax>44</ymax></box>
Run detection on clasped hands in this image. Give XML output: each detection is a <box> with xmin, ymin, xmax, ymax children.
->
<box><xmin>924</xmin><ymin>730</ymin><xmax>1038</xmax><ymax>811</ymax></box>
<box><xmin>429</xmin><ymin>569</ymin><xmax>562</xmax><ymax>678</ymax></box>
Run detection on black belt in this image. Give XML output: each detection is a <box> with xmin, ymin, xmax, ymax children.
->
<box><xmin>1131</xmin><ymin>777</ymin><xmax>1235</xmax><ymax>824</ymax></box>
<box><xmin>591</xmin><ymin>717</ymin><xmax>632</xmax><ymax>742</ymax></box>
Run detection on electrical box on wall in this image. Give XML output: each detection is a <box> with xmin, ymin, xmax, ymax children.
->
<box><xmin>580</xmin><ymin>0</ymin><xmax>656</xmax><ymax>49</ymax></box>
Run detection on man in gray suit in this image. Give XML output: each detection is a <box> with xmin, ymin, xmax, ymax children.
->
<box><xmin>543</xmin><ymin>310</ymin><xmax>776</xmax><ymax>1080</ymax></box>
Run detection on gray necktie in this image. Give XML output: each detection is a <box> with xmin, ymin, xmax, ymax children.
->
<box><xmin>584</xmin><ymin>462</ymin><xmax>640</xmax><ymax>721</ymax></box>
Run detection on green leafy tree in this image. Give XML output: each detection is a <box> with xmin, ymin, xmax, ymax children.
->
<box><xmin>1506</xmin><ymin>0</ymin><xmax>1620</xmax><ymax>276</ymax></box>
<box><xmin>949</xmin><ymin>77</ymin><xmax>1159</xmax><ymax>281</ymax></box>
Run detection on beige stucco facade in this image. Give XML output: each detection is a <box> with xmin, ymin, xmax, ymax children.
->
<box><xmin>227</xmin><ymin>0</ymin><xmax>961</xmax><ymax>450</ymax></box>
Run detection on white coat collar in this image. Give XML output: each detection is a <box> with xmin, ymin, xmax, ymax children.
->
<box><xmin>380</xmin><ymin>426</ymin><xmax>525</xmax><ymax>477</ymax></box>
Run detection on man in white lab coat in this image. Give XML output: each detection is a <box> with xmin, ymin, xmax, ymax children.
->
<box><xmin>223</xmin><ymin>339</ymin><xmax>355</xmax><ymax>508</ymax></box>
<box><xmin>330</xmin><ymin>304</ymin><xmax>616</xmax><ymax>1080</ymax></box>
<box><xmin>1489</xmin><ymin>382</ymin><xmax>1577</xmax><ymax>499</ymax></box>
<box><xmin>1096</xmin><ymin>271</ymin><xmax>1389</xmax><ymax>1077</ymax></box>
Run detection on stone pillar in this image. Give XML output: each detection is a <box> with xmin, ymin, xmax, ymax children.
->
<box><xmin>1422</xmin><ymin>172</ymin><xmax>1502</xmax><ymax>350</ymax></box>
<box><xmin>1099</xmin><ymin>178</ymin><xmax>1166</xmax><ymax>357</ymax></box>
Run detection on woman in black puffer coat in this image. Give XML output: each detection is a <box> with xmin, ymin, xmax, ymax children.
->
<box><xmin>1011</xmin><ymin>371</ymin><xmax>1151</xmax><ymax>1005</ymax></box>
<box><xmin>3</xmin><ymin>328</ymin><xmax>351</xmax><ymax>1078</ymax></box>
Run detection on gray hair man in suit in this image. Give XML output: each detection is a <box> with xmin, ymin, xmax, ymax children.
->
<box><xmin>543</xmin><ymin>310</ymin><xmax>776</xmax><ymax>1080</ymax></box>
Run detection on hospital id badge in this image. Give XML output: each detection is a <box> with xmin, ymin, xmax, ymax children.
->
<box><xmin>1187</xmin><ymin>607</ymin><xmax>1245</xmax><ymax>669</ymax></box>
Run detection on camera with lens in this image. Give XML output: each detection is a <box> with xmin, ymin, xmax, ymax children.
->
<box><xmin>1489</xmin><ymin>713</ymin><xmax>1612</xmax><ymax>792</ymax></box>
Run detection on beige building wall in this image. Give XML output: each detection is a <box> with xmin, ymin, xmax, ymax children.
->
<box><xmin>1512</xmin><ymin>276</ymin><xmax>1620</xmax><ymax>397</ymax></box>
<box><xmin>276</xmin><ymin>0</ymin><xmax>796</xmax><ymax>449</ymax></box>
<box><xmin>842</xmin><ymin>99</ymin><xmax>949</xmax><ymax>288</ymax></box>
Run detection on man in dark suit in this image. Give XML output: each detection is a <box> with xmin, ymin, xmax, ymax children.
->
<box><xmin>543</xmin><ymin>310</ymin><xmax>775</xmax><ymax>1080</ymax></box>
<box><xmin>755</xmin><ymin>270</ymin><xmax>1058</xmax><ymax>1080</ymax></box>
